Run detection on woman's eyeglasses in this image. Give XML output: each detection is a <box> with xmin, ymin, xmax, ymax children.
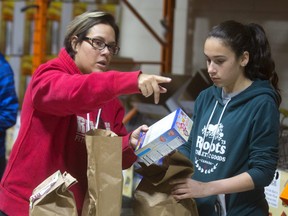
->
<box><xmin>83</xmin><ymin>37</ymin><xmax>120</xmax><ymax>55</ymax></box>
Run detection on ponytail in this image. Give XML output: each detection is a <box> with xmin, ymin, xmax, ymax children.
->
<box><xmin>247</xmin><ymin>23</ymin><xmax>281</xmax><ymax>106</ymax></box>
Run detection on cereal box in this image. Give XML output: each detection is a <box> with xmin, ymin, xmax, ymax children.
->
<box><xmin>135</xmin><ymin>108</ymin><xmax>193</xmax><ymax>166</ymax></box>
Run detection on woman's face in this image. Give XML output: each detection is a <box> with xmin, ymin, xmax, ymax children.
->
<box><xmin>73</xmin><ymin>24</ymin><xmax>116</xmax><ymax>74</ymax></box>
<box><xmin>204</xmin><ymin>37</ymin><xmax>249</xmax><ymax>93</ymax></box>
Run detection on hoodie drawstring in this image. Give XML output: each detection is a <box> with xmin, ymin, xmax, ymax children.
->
<box><xmin>208</xmin><ymin>99</ymin><xmax>231</xmax><ymax>154</ymax></box>
<box><xmin>199</xmin><ymin>101</ymin><xmax>218</xmax><ymax>155</ymax></box>
<box><xmin>199</xmin><ymin>99</ymin><xmax>231</xmax><ymax>155</ymax></box>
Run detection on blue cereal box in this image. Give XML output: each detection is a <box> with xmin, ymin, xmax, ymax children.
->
<box><xmin>135</xmin><ymin>108</ymin><xmax>193</xmax><ymax>166</ymax></box>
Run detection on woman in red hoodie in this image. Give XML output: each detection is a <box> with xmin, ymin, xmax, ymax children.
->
<box><xmin>0</xmin><ymin>10</ymin><xmax>171</xmax><ymax>216</ymax></box>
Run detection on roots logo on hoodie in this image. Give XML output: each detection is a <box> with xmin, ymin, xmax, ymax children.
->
<box><xmin>195</xmin><ymin>123</ymin><xmax>227</xmax><ymax>174</ymax></box>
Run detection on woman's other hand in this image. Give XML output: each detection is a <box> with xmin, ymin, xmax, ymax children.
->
<box><xmin>130</xmin><ymin>124</ymin><xmax>149</xmax><ymax>149</ymax></box>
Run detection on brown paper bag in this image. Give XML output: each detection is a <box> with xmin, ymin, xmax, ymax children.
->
<box><xmin>29</xmin><ymin>170</ymin><xmax>78</xmax><ymax>216</ymax></box>
<box><xmin>82</xmin><ymin>129</ymin><xmax>123</xmax><ymax>216</ymax></box>
<box><xmin>133</xmin><ymin>151</ymin><xmax>199</xmax><ymax>216</ymax></box>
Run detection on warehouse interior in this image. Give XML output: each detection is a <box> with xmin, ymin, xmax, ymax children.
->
<box><xmin>1</xmin><ymin>0</ymin><xmax>288</xmax><ymax>215</ymax></box>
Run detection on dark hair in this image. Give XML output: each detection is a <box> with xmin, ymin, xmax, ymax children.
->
<box><xmin>64</xmin><ymin>10</ymin><xmax>119</xmax><ymax>59</ymax></box>
<box><xmin>207</xmin><ymin>20</ymin><xmax>281</xmax><ymax>105</ymax></box>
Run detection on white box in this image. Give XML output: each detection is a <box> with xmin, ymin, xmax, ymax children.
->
<box><xmin>135</xmin><ymin>108</ymin><xmax>193</xmax><ymax>166</ymax></box>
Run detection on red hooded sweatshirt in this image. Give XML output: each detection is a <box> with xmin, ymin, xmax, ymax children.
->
<box><xmin>0</xmin><ymin>48</ymin><xmax>140</xmax><ymax>215</ymax></box>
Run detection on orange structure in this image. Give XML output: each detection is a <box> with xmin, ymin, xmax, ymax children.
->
<box><xmin>121</xmin><ymin>0</ymin><xmax>175</xmax><ymax>74</ymax></box>
<box><xmin>32</xmin><ymin>0</ymin><xmax>48</xmax><ymax>73</ymax></box>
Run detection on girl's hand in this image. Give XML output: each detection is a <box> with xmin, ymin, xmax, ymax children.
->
<box><xmin>170</xmin><ymin>178</ymin><xmax>208</xmax><ymax>200</ymax></box>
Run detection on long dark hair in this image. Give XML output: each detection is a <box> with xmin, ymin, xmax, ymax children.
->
<box><xmin>207</xmin><ymin>20</ymin><xmax>281</xmax><ymax>106</ymax></box>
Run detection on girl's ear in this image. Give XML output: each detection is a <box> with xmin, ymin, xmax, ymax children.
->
<box><xmin>241</xmin><ymin>51</ymin><xmax>249</xmax><ymax>67</ymax></box>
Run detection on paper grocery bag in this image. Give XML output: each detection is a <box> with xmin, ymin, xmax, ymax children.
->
<box><xmin>29</xmin><ymin>170</ymin><xmax>78</xmax><ymax>216</ymax></box>
<box><xmin>133</xmin><ymin>151</ymin><xmax>199</xmax><ymax>216</ymax></box>
<box><xmin>82</xmin><ymin>129</ymin><xmax>123</xmax><ymax>216</ymax></box>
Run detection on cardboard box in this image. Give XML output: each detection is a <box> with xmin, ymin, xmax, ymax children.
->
<box><xmin>135</xmin><ymin>108</ymin><xmax>193</xmax><ymax>166</ymax></box>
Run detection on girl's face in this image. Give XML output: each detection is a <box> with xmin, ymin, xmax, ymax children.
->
<box><xmin>73</xmin><ymin>24</ymin><xmax>116</xmax><ymax>74</ymax></box>
<box><xmin>204</xmin><ymin>37</ymin><xmax>250</xmax><ymax>93</ymax></box>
